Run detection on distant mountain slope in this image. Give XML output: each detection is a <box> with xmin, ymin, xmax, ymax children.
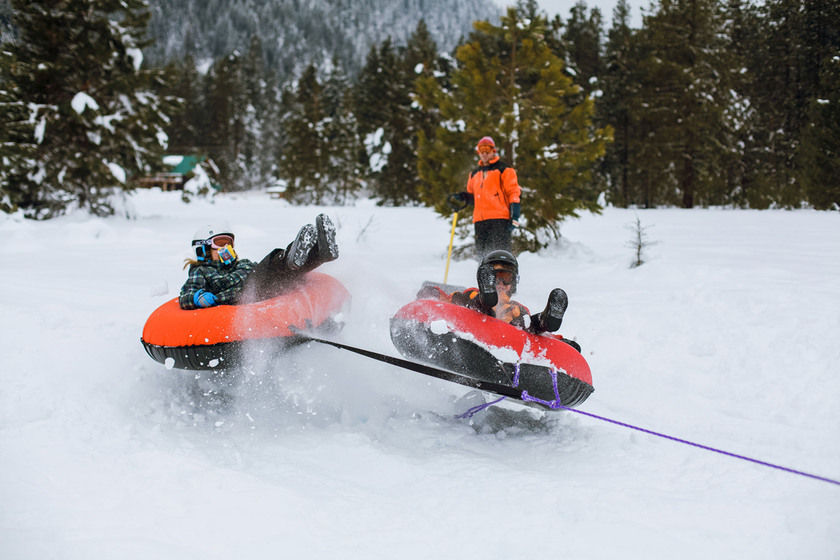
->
<box><xmin>145</xmin><ymin>0</ymin><xmax>496</xmax><ymax>77</ymax></box>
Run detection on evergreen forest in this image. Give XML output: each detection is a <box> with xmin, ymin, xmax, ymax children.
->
<box><xmin>1</xmin><ymin>0</ymin><xmax>838</xmax><ymax>242</ymax></box>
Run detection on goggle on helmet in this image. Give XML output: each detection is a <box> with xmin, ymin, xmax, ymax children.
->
<box><xmin>191</xmin><ymin>224</ymin><xmax>235</xmax><ymax>262</ymax></box>
<box><xmin>479</xmin><ymin>249</ymin><xmax>519</xmax><ymax>293</ymax></box>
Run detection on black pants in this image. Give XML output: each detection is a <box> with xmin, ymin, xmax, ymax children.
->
<box><xmin>238</xmin><ymin>243</ymin><xmax>321</xmax><ymax>303</ymax></box>
<box><xmin>474</xmin><ymin>219</ymin><xmax>512</xmax><ymax>260</ymax></box>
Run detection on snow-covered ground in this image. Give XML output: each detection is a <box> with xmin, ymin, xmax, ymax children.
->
<box><xmin>2</xmin><ymin>190</ymin><xmax>839</xmax><ymax>559</ymax></box>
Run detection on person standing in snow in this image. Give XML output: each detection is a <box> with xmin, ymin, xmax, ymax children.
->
<box><xmin>178</xmin><ymin>214</ymin><xmax>339</xmax><ymax>310</ymax></box>
<box><xmin>448</xmin><ymin>136</ymin><xmax>522</xmax><ymax>259</ymax></box>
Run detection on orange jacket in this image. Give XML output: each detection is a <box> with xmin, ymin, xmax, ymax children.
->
<box><xmin>466</xmin><ymin>156</ymin><xmax>521</xmax><ymax>223</ymax></box>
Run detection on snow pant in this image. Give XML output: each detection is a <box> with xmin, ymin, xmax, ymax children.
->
<box><xmin>474</xmin><ymin>219</ymin><xmax>512</xmax><ymax>260</ymax></box>
<box><xmin>237</xmin><ymin>243</ymin><xmax>322</xmax><ymax>304</ymax></box>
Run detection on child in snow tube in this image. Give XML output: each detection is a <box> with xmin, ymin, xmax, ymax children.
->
<box><xmin>419</xmin><ymin>250</ymin><xmax>579</xmax><ymax>349</ymax></box>
<box><xmin>179</xmin><ymin>213</ymin><xmax>339</xmax><ymax>309</ymax></box>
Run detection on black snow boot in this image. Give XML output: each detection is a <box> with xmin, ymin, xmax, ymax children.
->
<box><xmin>476</xmin><ymin>263</ymin><xmax>498</xmax><ymax>311</ymax></box>
<box><xmin>315</xmin><ymin>213</ymin><xmax>339</xmax><ymax>263</ymax></box>
<box><xmin>562</xmin><ymin>338</ymin><xmax>582</xmax><ymax>353</ymax></box>
<box><xmin>538</xmin><ymin>288</ymin><xmax>568</xmax><ymax>332</ymax></box>
<box><xmin>285</xmin><ymin>223</ymin><xmax>317</xmax><ymax>270</ymax></box>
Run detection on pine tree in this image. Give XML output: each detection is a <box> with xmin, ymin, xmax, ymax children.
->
<box><xmin>0</xmin><ymin>0</ymin><xmax>174</xmax><ymax>218</ymax></box>
<box><xmin>260</xmin><ymin>69</ymin><xmax>285</xmax><ymax>186</ymax></box>
<box><xmin>281</xmin><ymin>63</ymin><xmax>329</xmax><ymax>203</ymax></box>
<box><xmin>352</xmin><ymin>37</ymin><xmax>422</xmax><ymax>206</ymax></box>
<box><xmin>354</xmin><ymin>40</ymin><xmax>392</xmax><ymax>139</ymax></box>
<box><xmin>797</xmin><ymin>1</ymin><xmax>840</xmax><ymax>209</ymax></box>
<box><xmin>403</xmin><ymin>20</ymin><xmax>448</xmax><ymax>206</ymax></box>
<box><xmin>162</xmin><ymin>55</ymin><xmax>202</xmax><ymax>153</ymax></box>
<box><xmin>239</xmin><ymin>35</ymin><xmax>270</xmax><ymax>190</ymax></box>
<box><xmin>743</xmin><ymin>0</ymin><xmax>803</xmax><ymax>206</ymax></box>
<box><xmin>0</xmin><ymin>43</ymin><xmax>34</xmax><ymax>214</ymax></box>
<box><xmin>204</xmin><ymin>52</ymin><xmax>249</xmax><ymax>190</ymax></box>
<box><xmin>716</xmin><ymin>0</ymin><xmax>771</xmax><ymax>208</ymax></box>
<box><xmin>598</xmin><ymin>0</ymin><xmax>643</xmax><ymax>207</ymax></box>
<box><xmin>634</xmin><ymin>0</ymin><xmax>731</xmax><ymax>208</ymax></box>
<box><xmin>322</xmin><ymin>60</ymin><xmax>363</xmax><ymax>204</ymax></box>
<box><xmin>353</xmin><ymin>20</ymin><xmax>448</xmax><ymax>207</ymax></box>
<box><xmin>416</xmin><ymin>5</ymin><xmax>610</xmax><ymax>248</ymax></box>
<box><xmin>563</xmin><ymin>0</ymin><xmax>605</xmax><ymax>97</ymax></box>
<box><xmin>745</xmin><ymin>0</ymin><xmax>838</xmax><ymax>207</ymax></box>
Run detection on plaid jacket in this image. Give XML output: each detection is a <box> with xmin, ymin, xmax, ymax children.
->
<box><xmin>178</xmin><ymin>258</ymin><xmax>256</xmax><ymax>310</ymax></box>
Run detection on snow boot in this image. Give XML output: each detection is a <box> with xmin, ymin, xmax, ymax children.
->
<box><xmin>539</xmin><ymin>288</ymin><xmax>568</xmax><ymax>332</ymax></box>
<box><xmin>315</xmin><ymin>213</ymin><xmax>339</xmax><ymax>262</ymax></box>
<box><xmin>476</xmin><ymin>263</ymin><xmax>498</xmax><ymax>310</ymax></box>
<box><xmin>561</xmin><ymin>338</ymin><xmax>582</xmax><ymax>353</ymax></box>
<box><xmin>286</xmin><ymin>223</ymin><xmax>317</xmax><ymax>270</ymax></box>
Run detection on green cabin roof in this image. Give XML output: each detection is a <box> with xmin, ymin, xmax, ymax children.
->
<box><xmin>164</xmin><ymin>155</ymin><xmax>204</xmax><ymax>174</ymax></box>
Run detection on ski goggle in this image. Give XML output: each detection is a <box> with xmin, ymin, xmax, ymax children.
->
<box><xmin>494</xmin><ymin>269</ymin><xmax>516</xmax><ymax>286</ymax></box>
<box><xmin>210</xmin><ymin>235</ymin><xmax>234</xmax><ymax>249</ymax></box>
<box><xmin>477</xmin><ymin>144</ymin><xmax>495</xmax><ymax>154</ymax></box>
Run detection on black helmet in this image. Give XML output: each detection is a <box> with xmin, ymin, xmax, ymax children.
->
<box><xmin>479</xmin><ymin>250</ymin><xmax>519</xmax><ymax>292</ymax></box>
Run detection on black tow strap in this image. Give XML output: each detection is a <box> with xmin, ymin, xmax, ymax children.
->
<box><xmin>293</xmin><ymin>330</ymin><xmax>525</xmax><ymax>400</ymax></box>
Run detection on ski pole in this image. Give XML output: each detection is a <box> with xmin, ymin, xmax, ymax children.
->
<box><xmin>444</xmin><ymin>211</ymin><xmax>458</xmax><ymax>283</ymax></box>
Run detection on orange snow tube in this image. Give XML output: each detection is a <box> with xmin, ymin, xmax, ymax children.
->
<box><xmin>141</xmin><ymin>272</ymin><xmax>350</xmax><ymax>370</ymax></box>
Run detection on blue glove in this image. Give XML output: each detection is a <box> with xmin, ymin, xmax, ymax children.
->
<box><xmin>194</xmin><ymin>289</ymin><xmax>217</xmax><ymax>308</ymax></box>
<box><xmin>509</xmin><ymin>202</ymin><xmax>521</xmax><ymax>231</ymax></box>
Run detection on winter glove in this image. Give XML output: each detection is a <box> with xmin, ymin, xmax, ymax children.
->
<box><xmin>476</xmin><ymin>263</ymin><xmax>499</xmax><ymax>311</ymax></box>
<box><xmin>194</xmin><ymin>289</ymin><xmax>218</xmax><ymax>308</ymax></box>
<box><xmin>509</xmin><ymin>202</ymin><xmax>521</xmax><ymax>231</ymax></box>
<box><xmin>452</xmin><ymin>290</ymin><xmax>493</xmax><ymax>316</ymax></box>
<box><xmin>447</xmin><ymin>192</ymin><xmax>470</xmax><ymax>212</ymax></box>
<box><xmin>450</xmin><ymin>290</ymin><xmax>471</xmax><ymax>307</ymax></box>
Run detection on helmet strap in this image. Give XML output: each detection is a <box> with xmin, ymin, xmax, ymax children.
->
<box><xmin>194</xmin><ymin>242</ymin><xmax>209</xmax><ymax>261</ymax></box>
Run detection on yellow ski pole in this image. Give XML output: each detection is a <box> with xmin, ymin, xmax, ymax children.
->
<box><xmin>444</xmin><ymin>211</ymin><xmax>458</xmax><ymax>284</ymax></box>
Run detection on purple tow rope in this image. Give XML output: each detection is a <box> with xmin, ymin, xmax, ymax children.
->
<box><xmin>512</xmin><ymin>363</ymin><xmax>565</xmax><ymax>409</ymax></box>
<box><xmin>455</xmin><ymin>396</ymin><xmax>507</xmax><ymax>419</ymax></box>
<box><xmin>560</xmin><ymin>404</ymin><xmax>840</xmax><ymax>487</ymax></box>
<box><xmin>459</xmin><ymin>364</ymin><xmax>840</xmax><ymax>487</ymax></box>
